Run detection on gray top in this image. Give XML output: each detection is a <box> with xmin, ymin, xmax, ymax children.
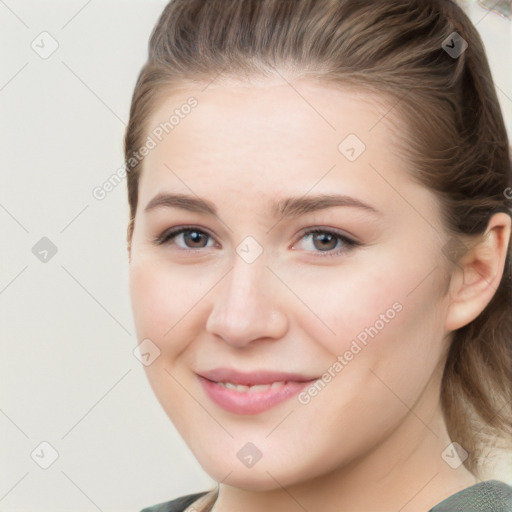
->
<box><xmin>140</xmin><ymin>480</ymin><xmax>512</xmax><ymax>512</ymax></box>
<box><xmin>429</xmin><ymin>480</ymin><xmax>512</xmax><ymax>511</ymax></box>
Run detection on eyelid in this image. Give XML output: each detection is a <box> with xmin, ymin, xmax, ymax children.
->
<box><xmin>293</xmin><ymin>226</ymin><xmax>360</xmax><ymax>247</ymax></box>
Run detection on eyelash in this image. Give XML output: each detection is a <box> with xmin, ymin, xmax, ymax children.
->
<box><xmin>153</xmin><ymin>225</ymin><xmax>361</xmax><ymax>258</ymax></box>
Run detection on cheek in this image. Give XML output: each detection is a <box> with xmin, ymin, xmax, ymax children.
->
<box><xmin>285</xmin><ymin>260</ymin><xmax>408</xmax><ymax>351</ymax></box>
<box><xmin>291</xmin><ymin>264</ymin><xmax>447</xmax><ymax>452</ymax></box>
<box><xmin>293</xmin><ymin>248</ymin><xmax>447</xmax><ymax>366</ymax></box>
<box><xmin>345</xmin><ymin>265</ymin><xmax>446</xmax><ymax>390</ymax></box>
<box><xmin>129</xmin><ymin>261</ymin><xmax>196</xmax><ymax>353</ymax></box>
<box><xmin>129</xmin><ymin>261</ymin><xmax>203</xmax><ymax>415</ymax></box>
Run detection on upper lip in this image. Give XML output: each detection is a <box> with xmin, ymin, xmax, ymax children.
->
<box><xmin>197</xmin><ymin>367</ymin><xmax>318</xmax><ymax>386</ymax></box>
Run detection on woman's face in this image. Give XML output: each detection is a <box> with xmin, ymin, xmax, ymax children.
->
<box><xmin>129</xmin><ymin>80</ymin><xmax>454</xmax><ymax>489</ymax></box>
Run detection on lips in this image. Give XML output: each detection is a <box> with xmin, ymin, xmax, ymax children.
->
<box><xmin>197</xmin><ymin>367</ymin><xmax>317</xmax><ymax>386</ymax></box>
<box><xmin>196</xmin><ymin>367</ymin><xmax>318</xmax><ymax>415</ymax></box>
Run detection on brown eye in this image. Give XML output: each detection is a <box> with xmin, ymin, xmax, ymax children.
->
<box><xmin>295</xmin><ymin>228</ymin><xmax>360</xmax><ymax>257</ymax></box>
<box><xmin>155</xmin><ymin>227</ymin><xmax>215</xmax><ymax>249</ymax></box>
<box><xmin>181</xmin><ymin>230</ymin><xmax>210</xmax><ymax>248</ymax></box>
<box><xmin>311</xmin><ymin>232</ymin><xmax>339</xmax><ymax>251</ymax></box>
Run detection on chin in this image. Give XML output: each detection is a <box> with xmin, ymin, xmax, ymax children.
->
<box><xmin>193</xmin><ymin>447</ymin><xmax>314</xmax><ymax>491</ymax></box>
<box><xmin>208</xmin><ymin>467</ymin><xmax>296</xmax><ymax>491</ymax></box>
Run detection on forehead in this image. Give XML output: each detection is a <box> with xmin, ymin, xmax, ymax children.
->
<box><xmin>141</xmin><ymin>81</ymin><xmax>398</xmax><ymax>188</ymax></box>
<box><xmin>146</xmin><ymin>80</ymin><xmax>393</xmax><ymax>153</ymax></box>
<box><xmin>136</xmin><ymin>82</ymin><xmax>445</xmax><ymax>232</ymax></box>
<box><xmin>134</xmin><ymin>79</ymin><xmax>445</xmax><ymax>235</ymax></box>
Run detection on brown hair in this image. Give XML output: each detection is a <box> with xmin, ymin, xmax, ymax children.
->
<box><xmin>125</xmin><ymin>0</ymin><xmax>512</xmax><ymax>478</ymax></box>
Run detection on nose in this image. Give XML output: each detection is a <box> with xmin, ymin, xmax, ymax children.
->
<box><xmin>205</xmin><ymin>254</ymin><xmax>288</xmax><ymax>348</ymax></box>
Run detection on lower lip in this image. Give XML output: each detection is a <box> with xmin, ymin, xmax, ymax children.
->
<box><xmin>198</xmin><ymin>375</ymin><xmax>314</xmax><ymax>415</ymax></box>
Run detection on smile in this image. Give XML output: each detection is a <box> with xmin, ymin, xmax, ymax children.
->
<box><xmin>196</xmin><ymin>368</ymin><xmax>318</xmax><ymax>415</ymax></box>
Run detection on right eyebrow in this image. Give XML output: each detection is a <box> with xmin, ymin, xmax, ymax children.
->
<box><xmin>144</xmin><ymin>193</ymin><xmax>217</xmax><ymax>216</ymax></box>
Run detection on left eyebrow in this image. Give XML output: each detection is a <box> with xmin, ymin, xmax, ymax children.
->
<box><xmin>272</xmin><ymin>194</ymin><xmax>381</xmax><ymax>219</ymax></box>
<box><xmin>143</xmin><ymin>192</ymin><xmax>381</xmax><ymax>218</ymax></box>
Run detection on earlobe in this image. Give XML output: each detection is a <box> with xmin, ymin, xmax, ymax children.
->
<box><xmin>444</xmin><ymin>212</ymin><xmax>511</xmax><ymax>332</ymax></box>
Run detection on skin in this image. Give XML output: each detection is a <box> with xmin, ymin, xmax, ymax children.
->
<box><xmin>127</xmin><ymin>78</ymin><xmax>511</xmax><ymax>512</ymax></box>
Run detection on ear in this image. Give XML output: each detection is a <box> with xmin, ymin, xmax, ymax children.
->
<box><xmin>444</xmin><ymin>212</ymin><xmax>511</xmax><ymax>332</ymax></box>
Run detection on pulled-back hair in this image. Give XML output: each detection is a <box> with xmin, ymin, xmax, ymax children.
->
<box><xmin>125</xmin><ymin>0</ymin><xmax>512</xmax><ymax>477</ymax></box>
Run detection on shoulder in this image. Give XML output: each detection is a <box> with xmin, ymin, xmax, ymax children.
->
<box><xmin>140</xmin><ymin>491</ymin><xmax>210</xmax><ymax>512</ymax></box>
<box><xmin>429</xmin><ymin>479</ymin><xmax>512</xmax><ymax>512</ymax></box>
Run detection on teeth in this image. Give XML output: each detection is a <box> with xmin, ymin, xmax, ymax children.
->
<box><xmin>224</xmin><ymin>382</ymin><xmax>249</xmax><ymax>392</ymax></box>
<box><xmin>218</xmin><ymin>381</ymin><xmax>286</xmax><ymax>392</ymax></box>
<box><xmin>248</xmin><ymin>384</ymin><xmax>272</xmax><ymax>393</ymax></box>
